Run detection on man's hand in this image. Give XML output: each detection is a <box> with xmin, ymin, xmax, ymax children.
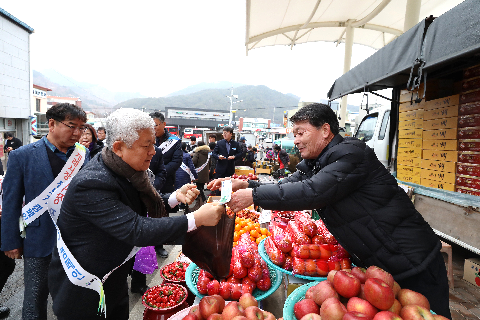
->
<box><xmin>207</xmin><ymin>178</ymin><xmax>249</xmax><ymax>192</ymax></box>
<box><xmin>5</xmin><ymin>248</ymin><xmax>23</xmax><ymax>259</ymax></box>
<box><xmin>6</xmin><ymin>147</ymin><xmax>12</xmax><ymax>152</ymax></box>
<box><xmin>218</xmin><ymin>155</ymin><xmax>226</xmax><ymax>160</ymax></box>
<box><xmin>227</xmin><ymin>188</ymin><xmax>254</xmax><ymax>213</ymax></box>
<box><xmin>227</xmin><ymin>156</ymin><xmax>235</xmax><ymax>160</ymax></box>
<box><xmin>176</xmin><ymin>184</ymin><xmax>200</xmax><ymax>205</ymax></box>
<box><xmin>193</xmin><ymin>203</ymin><xmax>225</xmax><ymax>227</ymax></box>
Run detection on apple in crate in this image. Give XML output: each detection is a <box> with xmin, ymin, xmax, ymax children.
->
<box><xmin>305</xmin><ymin>281</ymin><xmax>339</xmax><ymax>305</ymax></box>
<box><xmin>351</xmin><ymin>267</ymin><xmax>367</xmax><ymax>284</ymax></box>
<box><xmin>397</xmin><ymin>289</ymin><xmax>430</xmax><ymax>310</ymax></box>
<box><xmin>320</xmin><ymin>297</ymin><xmax>347</xmax><ymax>320</ymax></box>
<box><xmin>200</xmin><ymin>295</ymin><xmax>225</xmax><ymax>320</ymax></box>
<box><xmin>343</xmin><ymin>311</ymin><xmax>373</xmax><ymax>320</ymax></box>
<box><xmin>183</xmin><ymin>314</ymin><xmax>199</xmax><ymax>320</ymax></box>
<box><xmin>363</xmin><ymin>278</ymin><xmax>394</xmax><ymax>310</ymax></box>
<box><xmin>346</xmin><ymin>297</ymin><xmax>378</xmax><ymax>319</ymax></box>
<box><xmin>189</xmin><ymin>305</ymin><xmax>204</xmax><ymax>320</ymax></box>
<box><xmin>294</xmin><ymin>299</ymin><xmax>320</xmax><ymax>320</ymax></box>
<box><xmin>262</xmin><ymin>311</ymin><xmax>276</xmax><ymax>320</ymax></box>
<box><xmin>365</xmin><ymin>266</ymin><xmax>394</xmax><ymax>288</ymax></box>
<box><xmin>239</xmin><ymin>293</ymin><xmax>258</xmax><ymax>309</ymax></box>
<box><xmin>387</xmin><ymin>300</ymin><xmax>401</xmax><ymax>315</ymax></box>
<box><xmin>333</xmin><ymin>270</ymin><xmax>361</xmax><ymax>298</ymax></box>
<box><xmin>399</xmin><ymin>305</ymin><xmax>435</xmax><ymax>320</ymax></box>
<box><xmin>222</xmin><ymin>301</ymin><xmax>245</xmax><ymax>320</ymax></box>
<box><xmin>244</xmin><ymin>306</ymin><xmax>265</xmax><ymax>320</ymax></box>
<box><xmin>373</xmin><ymin>311</ymin><xmax>403</xmax><ymax>320</ymax></box>
<box><xmin>208</xmin><ymin>314</ymin><xmax>224</xmax><ymax>320</ymax></box>
<box><xmin>300</xmin><ymin>314</ymin><xmax>322</xmax><ymax>320</ymax></box>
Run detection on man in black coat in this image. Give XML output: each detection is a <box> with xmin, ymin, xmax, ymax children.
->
<box><xmin>209</xmin><ymin>104</ymin><xmax>451</xmax><ymax>319</ymax></box>
<box><xmin>149</xmin><ymin>111</ymin><xmax>182</xmax><ymax>258</ymax></box>
<box><xmin>4</xmin><ymin>132</ymin><xmax>22</xmax><ymax>154</ymax></box>
<box><xmin>212</xmin><ymin>127</ymin><xmax>242</xmax><ymax>179</ymax></box>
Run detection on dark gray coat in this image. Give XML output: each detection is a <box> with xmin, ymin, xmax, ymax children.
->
<box><xmin>48</xmin><ymin>154</ymin><xmax>188</xmax><ymax>319</ymax></box>
<box><xmin>249</xmin><ymin>135</ymin><xmax>440</xmax><ymax>281</ymax></box>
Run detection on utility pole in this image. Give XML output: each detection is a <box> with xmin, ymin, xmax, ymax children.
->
<box><xmin>226</xmin><ymin>87</ymin><xmax>243</xmax><ymax>127</ymax></box>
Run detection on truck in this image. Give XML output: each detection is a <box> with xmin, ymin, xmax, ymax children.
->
<box><xmin>328</xmin><ymin>0</ymin><xmax>480</xmax><ymax>254</ymax></box>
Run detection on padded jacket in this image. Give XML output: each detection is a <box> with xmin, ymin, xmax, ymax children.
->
<box><xmin>248</xmin><ymin>135</ymin><xmax>440</xmax><ymax>280</ymax></box>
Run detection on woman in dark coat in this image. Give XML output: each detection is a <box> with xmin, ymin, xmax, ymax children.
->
<box><xmin>192</xmin><ymin>141</ymin><xmax>211</xmax><ymax>201</ymax></box>
<box><xmin>80</xmin><ymin>124</ymin><xmax>103</xmax><ymax>158</ymax></box>
<box><xmin>175</xmin><ymin>142</ymin><xmax>198</xmax><ymax>190</ymax></box>
<box><xmin>48</xmin><ymin>109</ymin><xmax>223</xmax><ymax>320</ymax></box>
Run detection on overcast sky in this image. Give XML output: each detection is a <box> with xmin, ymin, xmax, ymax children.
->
<box><xmin>3</xmin><ymin>0</ymin><xmax>381</xmax><ymax>105</ymax></box>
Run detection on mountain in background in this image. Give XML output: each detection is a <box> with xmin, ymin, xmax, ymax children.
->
<box><xmin>166</xmin><ymin>81</ymin><xmax>246</xmax><ymax>97</ymax></box>
<box><xmin>115</xmin><ymin>85</ymin><xmax>301</xmax><ymax>122</ymax></box>
<box><xmin>33</xmin><ymin>69</ymin><xmax>145</xmax><ymax>114</ymax></box>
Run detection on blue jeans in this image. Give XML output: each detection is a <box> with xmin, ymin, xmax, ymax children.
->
<box><xmin>23</xmin><ymin>255</ymin><xmax>51</xmax><ymax>320</ymax></box>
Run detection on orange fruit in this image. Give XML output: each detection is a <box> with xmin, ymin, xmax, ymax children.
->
<box><xmin>250</xmin><ymin>230</ymin><xmax>259</xmax><ymax>238</ymax></box>
<box><xmin>235</xmin><ymin>224</ymin><xmax>241</xmax><ymax>231</ymax></box>
<box><xmin>233</xmin><ymin>232</ymin><xmax>239</xmax><ymax>242</ymax></box>
<box><xmin>250</xmin><ymin>236</ymin><xmax>256</xmax><ymax>242</ymax></box>
<box><xmin>260</xmin><ymin>228</ymin><xmax>268</xmax><ymax>235</ymax></box>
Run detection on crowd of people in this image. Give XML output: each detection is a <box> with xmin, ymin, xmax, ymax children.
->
<box><xmin>0</xmin><ymin>102</ymin><xmax>452</xmax><ymax>320</ymax></box>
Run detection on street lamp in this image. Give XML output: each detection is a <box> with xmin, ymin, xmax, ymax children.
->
<box><xmin>226</xmin><ymin>87</ymin><xmax>243</xmax><ymax>127</ymax></box>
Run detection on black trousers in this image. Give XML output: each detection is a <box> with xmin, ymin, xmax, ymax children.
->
<box><xmin>23</xmin><ymin>255</ymin><xmax>51</xmax><ymax>320</ymax></box>
<box><xmin>0</xmin><ymin>252</ymin><xmax>15</xmax><ymax>293</ymax></box>
<box><xmin>397</xmin><ymin>250</ymin><xmax>452</xmax><ymax>319</ymax></box>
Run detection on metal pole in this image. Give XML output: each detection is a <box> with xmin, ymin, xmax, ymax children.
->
<box><xmin>339</xmin><ymin>23</ymin><xmax>354</xmax><ymax>128</ymax></box>
<box><xmin>404</xmin><ymin>0</ymin><xmax>421</xmax><ymax>32</ymax></box>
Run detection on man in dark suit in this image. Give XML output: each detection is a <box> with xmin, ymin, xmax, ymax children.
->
<box><xmin>212</xmin><ymin>127</ymin><xmax>242</xmax><ymax>179</ymax></box>
<box><xmin>4</xmin><ymin>132</ymin><xmax>22</xmax><ymax>154</ymax></box>
<box><xmin>1</xmin><ymin>103</ymin><xmax>89</xmax><ymax>320</ymax></box>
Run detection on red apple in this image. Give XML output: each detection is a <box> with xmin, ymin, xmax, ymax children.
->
<box><xmin>392</xmin><ymin>282</ymin><xmax>401</xmax><ymax>298</ymax></box>
<box><xmin>208</xmin><ymin>314</ymin><xmax>224</xmax><ymax>320</ymax></box>
<box><xmin>189</xmin><ymin>305</ymin><xmax>204</xmax><ymax>320</ymax></box>
<box><xmin>364</xmin><ymin>278</ymin><xmax>394</xmax><ymax>310</ymax></box>
<box><xmin>321</xmin><ymin>297</ymin><xmax>347</xmax><ymax>320</ymax></box>
<box><xmin>387</xmin><ymin>300</ymin><xmax>401</xmax><ymax>315</ymax></box>
<box><xmin>239</xmin><ymin>293</ymin><xmax>258</xmax><ymax>309</ymax></box>
<box><xmin>184</xmin><ymin>314</ymin><xmax>198</xmax><ymax>320</ymax></box>
<box><xmin>231</xmin><ymin>284</ymin><xmax>243</xmax><ymax>301</ymax></box>
<box><xmin>358</xmin><ymin>284</ymin><xmax>366</xmax><ymax>300</ymax></box>
<box><xmin>222</xmin><ymin>301</ymin><xmax>245</xmax><ymax>320</ymax></box>
<box><xmin>262</xmin><ymin>311</ymin><xmax>276</xmax><ymax>320</ymax></box>
<box><xmin>300</xmin><ymin>314</ymin><xmax>323</xmax><ymax>320</ymax></box>
<box><xmin>211</xmin><ymin>295</ymin><xmax>226</xmax><ymax>311</ymax></box>
<box><xmin>373</xmin><ymin>311</ymin><xmax>402</xmax><ymax>320</ymax></box>
<box><xmin>333</xmin><ymin>270</ymin><xmax>361</xmax><ymax>298</ymax></box>
<box><xmin>231</xmin><ymin>317</ymin><xmax>249</xmax><ymax>320</ymax></box>
<box><xmin>305</xmin><ymin>281</ymin><xmax>339</xmax><ymax>306</ymax></box>
<box><xmin>342</xmin><ymin>311</ymin><xmax>373</xmax><ymax>320</ymax></box>
<box><xmin>327</xmin><ymin>270</ymin><xmax>338</xmax><ymax>283</ymax></box>
<box><xmin>397</xmin><ymin>289</ymin><xmax>430</xmax><ymax>310</ymax></box>
<box><xmin>365</xmin><ymin>266</ymin><xmax>394</xmax><ymax>289</ymax></box>
<box><xmin>351</xmin><ymin>267</ymin><xmax>367</xmax><ymax>284</ymax></box>
<box><xmin>244</xmin><ymin>306</ymin><xmax>264</xmax><ymax>320</ymax></box>
<box><xmin>200</xmin><ymin>296</ymin><xmax>225</xmax><ymax>320</ymax></box>
<box><xmin>294</xmin><ymin>299</ymin><xmax>320</xmax><ymax>320</ymax></box>
<box><xmin>399</xmin><ymin>305</ymin><xmax>435</xmax><ymax>320</ymax></box>
<box><xmin>346</xmin><ymin>297</ymin><xmax>378</xmax><ymax>319</ymax></box>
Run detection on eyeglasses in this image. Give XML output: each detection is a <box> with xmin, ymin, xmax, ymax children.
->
<box><xmin>58</xmin><ymin>120</ymin><xmax>86</xmax><ymax>132</ymax></box>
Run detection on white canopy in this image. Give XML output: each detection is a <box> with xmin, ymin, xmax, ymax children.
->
<box><xmin>246</xmin><ymin>0</ymin><xmax>465</xmax><ymax>54</ymax></box>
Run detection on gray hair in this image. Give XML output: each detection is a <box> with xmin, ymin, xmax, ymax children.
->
<box><xmin>105</xmin><ymin>108</ymin><xmax>155</xmax><ymax>148</ymax></box>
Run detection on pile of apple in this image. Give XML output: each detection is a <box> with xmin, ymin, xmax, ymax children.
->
<box><xmin>183</xmin><ymin>293</ymin><xmax>277</xmax><ymax>320</ymax></box>
<box><xmin>197</xmin><ymin>234</ymin><xmax>272</xmax><ymax>300</ymax></box>
<box><xmin>265</xmin><ymin>211</ymin><xmax>351</xmax><ymax>277</ymax></box>
<box><xmin>232</xmin><ymin>173</ymin><xmax>259</xmax><ymax>181</ymax></box>
<box><xmin>293</xmin><ymin>266</ymin><xmax>446</xmax><ymax>320</ymax></box>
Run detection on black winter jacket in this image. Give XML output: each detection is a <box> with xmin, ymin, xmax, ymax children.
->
<box><xmin>155</xmin><ymin>130</ymin><xmax>182</xmax><ymax>193</ymax></box>
<box><xmin>248</xmin><ymin>135</ymin><xmax>440</xmax><ymax>280</ymax></box>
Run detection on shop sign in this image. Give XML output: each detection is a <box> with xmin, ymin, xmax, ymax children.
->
<box><xmin>33</xmin><ymin>89</ymin><xmax>47</xmax><ymax>97</ymax></box>
<box><xmin>4</xmin><ymin>119</ymin><xmax>15</xmax><ymax>130</ymax></box>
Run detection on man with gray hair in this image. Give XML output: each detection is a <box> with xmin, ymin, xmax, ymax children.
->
<box><xmin>48</xmin><ymin>108</ymin><xmax>224</xmax><ymax>319</ymax></box>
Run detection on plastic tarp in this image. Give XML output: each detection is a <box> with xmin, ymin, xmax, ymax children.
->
<box><xmin>423</xmin><ymin>0</ymin><xmax>480</xmax><ymax>71</ymax></box>
<box><xmin>327</xmin><ymin>20</ymin><xmax>426</xmax><ymax>100</ymax></box>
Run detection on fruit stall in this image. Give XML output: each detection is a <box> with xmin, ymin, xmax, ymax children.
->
<box><xmin>138</xmin><ymin>202</ymin><xmax>441</xmax><ymax>320</ymax></box>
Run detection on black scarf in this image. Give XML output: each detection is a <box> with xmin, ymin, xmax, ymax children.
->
<box><xmin>101</xmin><ymin>147</ymin><xmax>166</xmax><ymax>218</ymax></box>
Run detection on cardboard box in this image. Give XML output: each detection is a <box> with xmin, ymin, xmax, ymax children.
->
<box><xmin>399</xmin><ymin>129</ymin><xmax>423</xmax><ymax>139</ymax></box>
<box><xmin>399</xmin><ymin>109</ymin><xmax>424</xmax><ymax>121</ymax></box>
<box><xmin>397</xmin><ymin>156</ymin><xmax>422</xmax><ymax>167</ymax></box>
<box><xmin>397</xmin><ymin>147</ymin><xmax>422</xmax><ymax>158</ymax></box>
<box><xmin>457</xmin><ymin>163</ymin><xmax>480</xmax><ymax>177</ymax></box>
<box><xmin>424</xmin><ymin>94</ymin><xmax>459</xmax><ymax>111</ymax></box>
<box><xmin>255</xmin><ymin>168</ymin><xmax>272</xmax><ymax>175</ymax></box>
<box><xmin>458</xmin><ymin>151</ymin><xmax>480</xmax><ymax>164</ymax></box>
<box><xmin>399</xmin><ymin>101</ymin><xmax>425</xmax><ymax>113</ymax></box>
<box><xmin>421</xmin><ymin>159</ymin><xmax>457</xmax><ymax>173</ymax></box>
<box><xmin>422</xmin><ymin>150</ymin><xmax>458</xmax><ymax>162</ymax></box>
<box><xmin>459</xmin><ymin>140</ymin><xmax>480</xmax><ymax>152</ymax></box>
<box><xmin>456</xmin><ymin>186</ymin><xmax>480</xmax><ymax>196</ymax></box>
<box><xmin>235</xmin><ymin>166</ymin><xmax>254</xmax><ymax>176</ymax></box>
<box><xmin>421</xmin><ymin>169</ymin><xmax>456</xmax><ymax>184</ymax></box>
<box><xmin>397</xmin><ymin>173</ymin><xmax>421</xmax><ymax>184</ymax></box>
<box><xmin>455</xmin><ymin>175</ymin><xmax>480</xmax><ymax>189</ymax></box>
<box><xmin>423</xmin><ymin>139</ymin><xmax>458</xmax><ymax>150</ymax></box>
<box><xmin>423</xmin><ymin>117</ymin><xmax>458</xmax><ymax>130</ymax></box>
<box><xmin>398</xmin><ymin>119</ymin><xmax>423</xmax><ymax>129</ymax></box>
<box><xmin>459</xmin><ymin>102</ymin><xmax>480</xmax><ymax>116</ymax></box>
<box><xmin>458</xmin><ymin>114</ymin><xmax>480</xmax><ymax>128</ymax></box>
<box><xmin>420</xmin><ymin>178</ymin><xmax>456</xmax><ymax>191</ymax></box>
<box><xmin>398</xmin><ymin>139</ymin><xmax>423</xmax><ymax>149</ymax></box>
<box><xmin>423</xmin><ymin>105</ymin><xmax>459</xmax><ymax>120</ymax></box>
<box><xmin>463</xmin><ymin>258</ymin><xmax>480</xmax><ymax>288</ymax></box>
<box><xmin>397</xmin><ymin>165</ymin><xmax>421</xmax><ymax>177</ymax></box>
<box><xmin>458</xmin><ymin>126</ymin><xmax>480</xmax><ymax>139</ymax></box>
<box><xmin>423</xmin><ymin>128</ymin><xmax>457</xmax><ymax>140</ymax></box>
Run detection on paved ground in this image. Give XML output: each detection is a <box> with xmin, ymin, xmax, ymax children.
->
<box><xmin>2</xmin><ymin>212</ymin><xmax>480</xmax><ymax>319</ymax></box>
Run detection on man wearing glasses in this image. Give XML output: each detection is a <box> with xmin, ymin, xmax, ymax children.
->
<box><xmin>1</xmin><ymin>103</ymin><xmax>89</xmax><ymax>320</ymax></box>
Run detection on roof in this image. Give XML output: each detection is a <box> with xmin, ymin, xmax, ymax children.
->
<box><xmin>246</xmin><ymin>0</ymin><xmax>464</xmax><ymax>54</ymax></box>
<box><xmin>0</xmin><ymin>7</ymin><xmax>34</xmax><ymax>34</ymax></box>
<box><xmin>33</xmin><ymin>84</ymin><xmax>52</xmax><ymax>91</ymax></box>
<box><xmin>327</xmin><ymin>0</ymin><xmax>480</xmax><ymax>100</ymax></box>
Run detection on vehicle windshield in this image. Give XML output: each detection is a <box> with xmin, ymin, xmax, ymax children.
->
<box><xmin>193</xmin><ymin>130</ymin><xmax>203</xmax><ymax>135</ymax></box>
<box><xmin>355</xmin><ymin>113</ymin><xmax>378</xmax><ymax>142</ymax></box>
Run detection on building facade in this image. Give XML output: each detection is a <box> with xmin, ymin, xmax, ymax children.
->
<box><xmin>32</xmin><ymin>84</ymin><xmax>52</xmax><ymax>138</ymax></box>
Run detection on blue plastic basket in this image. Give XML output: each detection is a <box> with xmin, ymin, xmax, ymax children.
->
<box><xmin>185</xmin><ymin>262</ymin><xmax>282</xmax><ymax>301</ymax></box>
<box><xmin>258</xmin><ymin>238</ymin><xmax>328</xmax><ymax>281</ymax></box>
<box><xmin>283</xmin><ymin>281</ymin><xmax>322</xmax><ymax>320</ymax></box>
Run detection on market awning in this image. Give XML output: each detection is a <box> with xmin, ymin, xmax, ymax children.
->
<box><xmin>327</xmin><ymin>19</ymin><xmax>426</xmax><ymax>101</ymax></box>
<box><xmin>327</xmin><ymin>0</ymin><xmax>480</xmax><ymax>100</ymax></box>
